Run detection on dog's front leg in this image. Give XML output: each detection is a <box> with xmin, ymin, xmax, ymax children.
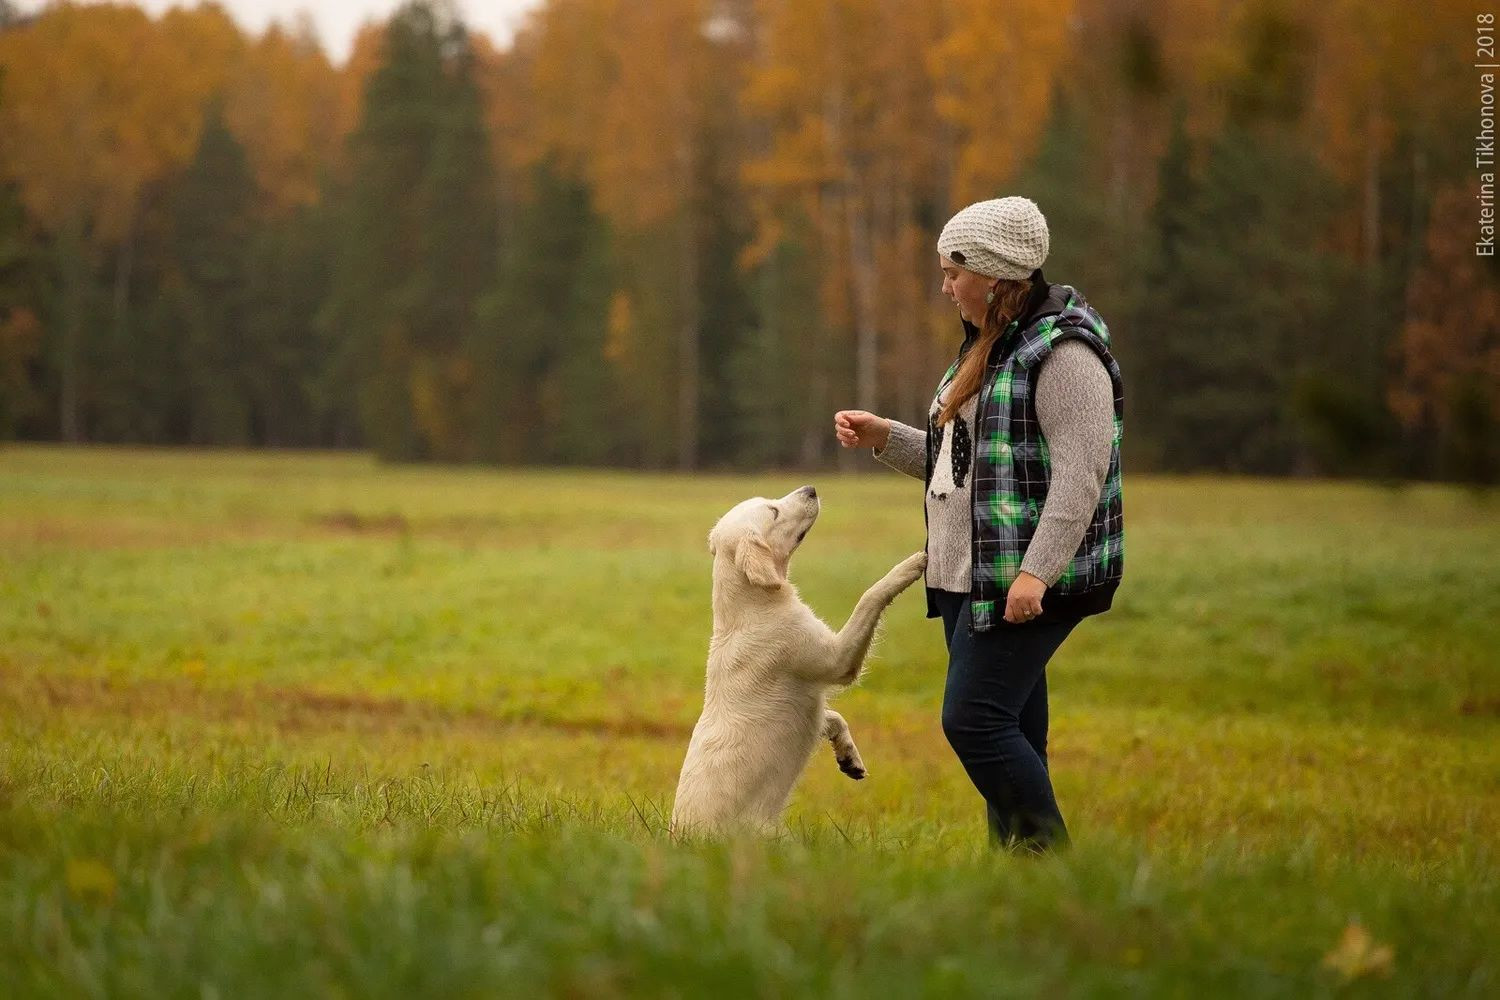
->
<box><xmin>827</xmin><ymin>551</ymin><xmax>926</xmax><ymax>684</ymax></box>
<box><xmin>823</xmin><ymin>710</ymin><xmax>866</xmax><ymax>779</ymax></box>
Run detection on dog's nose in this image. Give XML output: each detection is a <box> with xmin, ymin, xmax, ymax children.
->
<box><xmin>798</xmin><ymin>485</ymin><xmax>817</xmax><ymax>499</ymax></box>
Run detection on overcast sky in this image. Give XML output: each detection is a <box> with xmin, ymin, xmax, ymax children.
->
<box><xmin>15</xmin><ymin>0</ymin><xmax>544</xmax><ymax>64</ymax></box>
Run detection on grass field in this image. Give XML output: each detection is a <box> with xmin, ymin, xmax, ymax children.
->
<box><xmin>2</xmin><ymin>444</ymin><xmax>1498</xmax><ymax>996</ymax></box>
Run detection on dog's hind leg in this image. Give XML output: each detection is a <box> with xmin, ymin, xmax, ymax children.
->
<box><xmin>823</xmin><ymin>710</ymin><xmax>866</xmax><ymax>779</ymax></box>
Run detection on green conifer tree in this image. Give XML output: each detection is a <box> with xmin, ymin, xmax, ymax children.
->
<box><xmin>169</xmin><ymin>99</ymin><xmax>256</xmax><ymax>444</ymax></box>
<box><xmin>321</xmin><ymin>0</ymin><xmax>497</xmax><ymax>461</ymax></box>
<box><xmin>471</xmin><ymin>157</ymin><xmax>612</xmax><ymax>465</ymax></box>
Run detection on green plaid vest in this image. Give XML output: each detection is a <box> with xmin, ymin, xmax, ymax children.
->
<box><xmin>923</xmin><ymin>280</ymin><xmax>1125</xmax><ymax>631</ymax></box>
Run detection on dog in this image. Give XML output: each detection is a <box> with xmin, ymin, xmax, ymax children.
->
<box><xmin>668</xmin><ymin>484</ymin><xmax>927</xmax><ymax>838</ymax></box>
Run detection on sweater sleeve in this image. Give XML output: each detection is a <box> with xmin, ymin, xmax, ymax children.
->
<box><xmin>872</xmin><ymin>418</ymin><xmax>927</xmax><ymax>480</ymax></box>
<box><xmin>1020</xmin><ymin>339</ymin><xmax>1115</xmax><ymax>587</ymax></box>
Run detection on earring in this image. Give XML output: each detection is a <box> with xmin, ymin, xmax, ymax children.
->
<box><xmin>985</xmin><ymin>289</ymin><xmax>995</xmax><ymax>305</ymax></box>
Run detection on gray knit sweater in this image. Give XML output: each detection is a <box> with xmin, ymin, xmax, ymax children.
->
<box><xmin>873</xmin><ymin>338</ymin><xmax>1115</xmax><ymax>591</ymax></box>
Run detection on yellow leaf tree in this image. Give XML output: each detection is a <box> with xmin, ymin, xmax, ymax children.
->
<box><xmin>0</xmin><ymin>2</ymin><xmax>238</xmax><ymax>439</ymax></box>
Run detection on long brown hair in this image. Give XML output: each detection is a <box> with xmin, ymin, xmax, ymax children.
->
<box><xmin>937</xmin><ymin>277</ymin><xmax>1033</xmax><ymax>425</ymax></box>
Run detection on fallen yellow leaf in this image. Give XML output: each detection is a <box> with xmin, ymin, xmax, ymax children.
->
<box><xmin>1321</xmin><ymin>921</ymin><xmax>1395</xmax><ymax>981</ymax></box>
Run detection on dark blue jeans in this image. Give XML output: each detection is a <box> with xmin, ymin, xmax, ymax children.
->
<box><xmin>933</xmin><ymin>589</ymin><xmax>1081</xmax><ymax>854</ymax></box>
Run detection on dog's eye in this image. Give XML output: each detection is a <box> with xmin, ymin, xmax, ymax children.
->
<box><xmin>769</xmin><ymin>507</ymin><xmax>779</xmax><ymax>520</ymax></box>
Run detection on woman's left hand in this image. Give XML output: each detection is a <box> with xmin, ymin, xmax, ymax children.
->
<box><xmin>1004</xmin><ymin>572</ymin><xmax>1046</xmax><ymax>624</ymax></box>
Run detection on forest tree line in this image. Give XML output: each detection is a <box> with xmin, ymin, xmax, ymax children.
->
<box><xmin>0</xmin><ymin>0</ymin><xmax>1495</xmax><ymax>480</ymax></box>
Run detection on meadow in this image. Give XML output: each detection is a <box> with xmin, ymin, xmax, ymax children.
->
<box><xmin>1</xmin><ymin>444</ymin><xmax>1497</xmax><ymax>997</ymax></box>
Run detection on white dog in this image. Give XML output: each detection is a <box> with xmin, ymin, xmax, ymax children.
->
<box><xmin>669</xmin><ymin>484</ymin><xmax>926</xmax><ymax>838</ymax></box>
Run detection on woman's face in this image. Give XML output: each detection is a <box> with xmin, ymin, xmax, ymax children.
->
<box><xmin>939</xmin><ymin>254</ymin><xmax>997</xmax><ymax>325</ymax></box>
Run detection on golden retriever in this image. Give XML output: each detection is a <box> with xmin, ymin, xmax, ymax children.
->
<box><xmin>669</xmin><ymin>485</ymin><xmax>926</xmax><ymax>837</ymax></box>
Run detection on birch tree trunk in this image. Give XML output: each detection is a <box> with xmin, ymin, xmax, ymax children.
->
<box><xmin>848</xmin><ymin>175</ymin><xmax>878</xmax><ymax>413</ymax></box>
<box><xmin>676</xmin><ymin>136</ymin><xmax>700</xmax><ymax>470</ymax></box>
<box><xmin>57</xmin><ymin>212</ymin><xmax>88</xmax><ymax>443</ymax></box>
<box><xmin>1362</xmin><ymin>94</ymin><xmax>1381</xmax><ymax>281</ymax></box>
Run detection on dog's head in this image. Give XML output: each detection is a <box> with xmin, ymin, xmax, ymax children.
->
<box><xmin>707</xmin><ymin>485</ymin><xmax>820</xmax><ymax>588</ymax></box>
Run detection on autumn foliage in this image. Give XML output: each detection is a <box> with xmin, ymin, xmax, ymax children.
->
<box><xmin>0</xmin><ymin>0</ymin><xmax>1489</xmax><ymax>480</ymax></box>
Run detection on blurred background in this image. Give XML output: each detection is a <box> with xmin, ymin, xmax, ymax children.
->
<box><xmin>0</xmin><ymin>0</ymin><xmax>1493</xmax><ymax>480</ymax></box>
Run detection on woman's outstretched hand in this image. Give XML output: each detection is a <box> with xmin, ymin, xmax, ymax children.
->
<box><xmin>833</xmin><ymin>410</ymin><xmax>892</xmax><ymax>450</ymax></box>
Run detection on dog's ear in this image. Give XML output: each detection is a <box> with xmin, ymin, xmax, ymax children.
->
<box><xmin>735</xmin><ymin>529</ymin><xmax>783</xmax><ymax>588</ymax></box>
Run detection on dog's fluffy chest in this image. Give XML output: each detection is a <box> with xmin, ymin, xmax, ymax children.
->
<box><xmin>688</xmin><ymin>632</ymin><xmax>828</xmax><ymax>754</ymax></box>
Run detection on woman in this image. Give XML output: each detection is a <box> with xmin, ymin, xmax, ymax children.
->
<box><xmin>833</xmin><ymin>196</ymin><xmax>1125</xmax><ymax>854</ymax></box>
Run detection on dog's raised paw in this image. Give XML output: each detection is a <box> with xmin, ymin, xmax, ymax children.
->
<box><xmin>893</xmin><ymin>551</ymin><xmax>926</xmax><ymax>585</ymax></box>
<box><xmin>838</xmin><ymin>758</ymin><xmax>867</xmax><ymax>780</ymax></box>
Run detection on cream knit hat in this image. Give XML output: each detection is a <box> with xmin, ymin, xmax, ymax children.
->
<box><xmin>936</xmin><ymin>196</ymin><xmax>1049</xmax><ymax>280</ymax></box>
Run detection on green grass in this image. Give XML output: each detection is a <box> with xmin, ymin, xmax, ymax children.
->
<box><xmin>2</xmin><ymin>444</ymin><xmax>1497</xmax><ymax>996</ymax></box>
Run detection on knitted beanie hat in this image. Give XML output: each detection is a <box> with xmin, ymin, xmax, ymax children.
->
<box><xmin>936</xmin><ymin>196</ymin><xmax>1049</xmax><ymax>280</ymax></box>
